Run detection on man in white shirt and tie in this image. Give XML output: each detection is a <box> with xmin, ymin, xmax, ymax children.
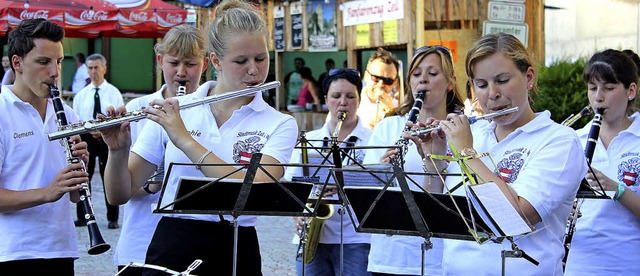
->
<box><xmin>72</xmin><ymin>53</ymin><xmax>124</xmax><ymax>229</ymax></box>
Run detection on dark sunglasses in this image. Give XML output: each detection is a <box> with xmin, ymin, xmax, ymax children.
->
<box><xmin>329</xmin><ymin>68</ymin><xmax>361</xmax><ymax>77</ymax></box>
<box><xmin>366</xmin><ymin>69</ymin><xmax>397</xmax><ymax>85</ymax></box>
<box><xmin>415</xmin><ymin>45</ymin><xmax>452</xmax><ymax>60</ymax></box>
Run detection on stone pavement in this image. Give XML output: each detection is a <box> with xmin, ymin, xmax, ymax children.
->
<box><xmin>74</xmin><ymin>174</ymin><xmax>296</xmax><ymax>276</ymax></box>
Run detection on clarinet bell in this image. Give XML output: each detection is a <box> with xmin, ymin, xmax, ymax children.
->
<box><xmin>87</xmin><ymin>223</ymin><xmax>111</xmax><ymax>255</ymax></box>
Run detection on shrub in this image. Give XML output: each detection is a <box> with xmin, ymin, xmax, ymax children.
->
<box><xmin>533</xmin><ymin>58</ymin><xmax>591</xmax><ymax>128</ymax></box>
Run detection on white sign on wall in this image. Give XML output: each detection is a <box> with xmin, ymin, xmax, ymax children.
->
<box><xmin>342</xmin><ymin>0</ymin><xmax>404</xmax><ymax>27</ymax></box>
<box><xmin>483</xmin><ymin>21</ymin><xmax>529</xmax><ymax>47</ymax></box>
<box><xmin>488</xmin><ymin>1</ymin><xmax>525</xmax><ymax>23</ymax></box>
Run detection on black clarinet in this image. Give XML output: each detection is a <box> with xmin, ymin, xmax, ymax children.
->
<box><xmin>49</xmin><ymin>85</ymin><xmax>111</xmax><ymax>255</ymax></box>
<box><xmin>563</xmin><ymin>108</ymin><xmax>603</xmax><ymax>269</ymax></box>
<box><xmin>391</xmin><ymin>90</ymin><xmax>425</xmax><ymax>166</ymax></box>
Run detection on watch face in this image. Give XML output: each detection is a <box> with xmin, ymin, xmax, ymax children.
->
<box><xmin>462</xmin><ymin>147</ymin><xmax>477</xmax><ymax>157</ymax></box>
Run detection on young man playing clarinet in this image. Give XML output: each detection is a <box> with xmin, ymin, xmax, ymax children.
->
<box><xmin>0</xmin><ymin>19</ymin><xmax>89</xmax><ymax>275</ymax></box>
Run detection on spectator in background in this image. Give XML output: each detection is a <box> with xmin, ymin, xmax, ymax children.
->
<box><xmin>71</xmin><ymin>53</ymin><xmax>90</xmax><ymax>93</ymax></box>
<box><xmin>0</xmin><ymin>56</ymin><xmax>9</xmax><ymax>81</ymax></box>
<box><xmin>72</xmin><ymin>53</ymin><xmax>124</xmax><ymax>230</ymax></box>
<box><xmin>317</xmin><ymin>58</ymin><xmax>335</xmax><ymax>89</ymax></box>
<box><xmin>356</xmin><ymin>48</ymin><xmax>400</xmax><ymax>129</ymax></box>
<box><xmin>1</xmin><ymin>55</ymin><xmax>15</xmax><ymax>86</ymax></box>
<box><xmin>285</xmin><ymin>57</ymin><xmax>305</xmax><ymax>106</ymax></box>
<box><xmin>297</xmin><ymin>67</ymin><xmax>321</xmax><ymax>111</ymax></box>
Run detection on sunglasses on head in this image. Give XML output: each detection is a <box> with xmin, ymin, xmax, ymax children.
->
<box><xmin>329</xmin><ymin>68</ymin><xmax>361</xmax><ymax>77</ymax></box>
<box><xmin>366</xmin><ymin>69</ymin><xmax>397</xmax><ymax>85</ymax></box>
<box><xmin>415</xmin><ymin>45</ymin><xmax>452</xmax><ymax>60</ymax></box>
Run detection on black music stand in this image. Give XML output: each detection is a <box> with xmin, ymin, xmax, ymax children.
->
<box><xmin>155</xmin><ymin>153</ymin><xmax>317</xmax><ymax>276</ymax></box>
<box><xmin>339</xmin><ymin>164</ymin><xmax>539</xmax><ymax>276</ymax></box>
<box><xmin>290</xmin><ymin>135</ymin><xmax>396</xmax><ymax>276</ymax></box>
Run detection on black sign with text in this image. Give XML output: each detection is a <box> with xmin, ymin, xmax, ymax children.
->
<box><xmin>291</xmin><ymin>13</ymin><xmax>303</xmax><ymax>49</ymax></box>
<box><xmin>274</xmin><ymin>17</ymin><xmax>285</xmax><ymax>51</ymax></box>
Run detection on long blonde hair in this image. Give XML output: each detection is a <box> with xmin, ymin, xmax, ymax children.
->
<box><xmin>391</xmin><ymin>46</ymin><xmax>463</xmax><ymax>116</ymax></box>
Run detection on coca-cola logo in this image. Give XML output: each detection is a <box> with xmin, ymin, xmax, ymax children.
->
<box><xmin>129</xmin><ymin>11</ymin><xmax>149</xmax><ymax>22</ymax></box>
<box><xmin>20</xmin><ymin>10</ymin><xmax>49</xmax><ymax>20</ymax></box>
<box><xmin>80</xmin><ymin>10</ymin><xmax>108</xmax><ymax>21</ymax></box>
<box><xmin>165</xmin><ymin>13</ymin><xmax>183</xmax><ymax>24</ymax></box>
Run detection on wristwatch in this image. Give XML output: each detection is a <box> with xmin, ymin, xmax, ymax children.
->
<box><xmin>460</xmin><ymin>147</ymin><xmax>477</xmax><ymax>158</ymax></box>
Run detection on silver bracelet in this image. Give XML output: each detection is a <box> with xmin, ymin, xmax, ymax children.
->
<box><xmin>195</xmin><ymin>150</ymin><xmax>212</xmax><ymax>170</ymax></box>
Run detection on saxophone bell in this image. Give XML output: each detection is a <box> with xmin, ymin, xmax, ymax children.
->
<box><xmin>561</xmin><ymin>105</ymin><xmax>592</xmax><ymax>127</ymax></box>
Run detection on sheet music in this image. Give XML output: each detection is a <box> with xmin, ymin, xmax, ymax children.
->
<box><xmin>466</xmin><ymin>182</ymin><xmax>533</xmax><ymax>237</ymax></box>
<box><xmin>341</xmin><ymin>164</ymin><xmax>395</xmax><ymax>187</ymax></box>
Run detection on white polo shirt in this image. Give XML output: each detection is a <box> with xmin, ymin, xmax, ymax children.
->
<box><xmin>284</xmin><ymin>117</ymin><xmax>372</xmax><ymax>245</ymax></box>
<box><xmin>362</xmin><ymin>114</ymin><xmax>443</xmax><ymax>276</ymax></box>
<box><xmin>0</xmin><ymin>85</ymin><xmax>79</xmax><ymax>262</ymax></box>
<box><xmin>72</xmin><ymin>80</ymin><xmax>124</xmax><ymax>121</ymax></box>
<box><xmin>113</xmin><ymin>87</ymin><xmax>165</xmax><ymax>266</ymax></box>
<box><xmin>132</xmin><ymin>81</ymin><xmax>298</xmax><ymax>226</ymax></box>
<box><xmin>442</xmin><ymin>111</ymin><xmax>587</xmax><ymax>276</ymax></box>
<box><xmin>72</xmin><ymin>63</ymin><xmax>89</xmax><ymax>93</ymax></box>
<box><xmin>565</xmin><ymin>112</ymin><xmax>640</xmax><ymax>275</ymax></box>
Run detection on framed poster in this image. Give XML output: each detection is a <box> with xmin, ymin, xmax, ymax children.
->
<box><xmin>307</xmin><ymin>0</ymin><xmax>337</xmax><ymax>52</ymax></box>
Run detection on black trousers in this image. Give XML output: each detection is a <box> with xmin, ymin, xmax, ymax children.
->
<box><xmin>76</xmin><ymin>133</ymin><xmax>119</xmax><ymax>222</ymax></box>
<box><xmin>0</xmin><ymin>258</ymin><xmax>74</xmax><ymax>275</ymax></box>
<box><xmin>143</xmin><ymin>217</ymin><xmax>262</xmax><ymax>276</ymax></box>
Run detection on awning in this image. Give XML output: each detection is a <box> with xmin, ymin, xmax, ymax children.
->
<box><xmin>103</xmin><ymin>0</ymin><xmax>186</xmax><ymax>38</ymax></box>
<box><xmin>0</xmin><ymin>0</ymin><xmax>119</xmax><ymax>38</ymax></box>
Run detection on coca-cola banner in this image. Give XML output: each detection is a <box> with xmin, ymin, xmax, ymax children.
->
<box><xmin>0</xmin><ymin>0</ymin><xmax>185</xmax><ymax>38</ymax></box>
<box><xmin>103</xmin><ymin>0</ymin><xmax>186</xmax><ymax>38</ymax></box>
<box><xmin>0</xmin><ymin>0</ymin><xmax>119</xmax><ymax>37</ymax></box>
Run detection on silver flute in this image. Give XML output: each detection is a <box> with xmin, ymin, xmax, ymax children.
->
<box><xmin>410</xmin><ymin>106</ymin><xmax>519</xmax><ymax>136</ymax></box>
<box><xmin>48</xmin><ymin>81</ymin><xmax>280</xmax><ymax>141</ymax></box>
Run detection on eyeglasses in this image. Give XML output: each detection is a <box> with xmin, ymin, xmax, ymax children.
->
<box><xmin>366</xmin><ymin>69</ymin><xmax>397</xmax><ymax>85</ymax></box>
<box><xmin>414</xmin><ymin>45</ymin><xmax>452</xmax><ymax>60</ymax></box>
<box><xmin>329</xmin><ymin>68</ymin><xmax>361</xmax><ymax>77</ymax></box>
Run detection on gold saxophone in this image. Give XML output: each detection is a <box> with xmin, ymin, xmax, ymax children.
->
<box><xmin>561</xmin><ymin>105</ymin><xmax>592</xmax><ymax>127</ymax></box>
<box><xmin>301</xmin><ymin>111</ymin><xmax>347</xmax><ymax>263</ymax></box>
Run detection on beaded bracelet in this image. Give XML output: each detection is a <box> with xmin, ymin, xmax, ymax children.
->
<box><xmin>195</xmin><ymin>150</ymin><xmax>212</xmax><ymax>170</ymax></box>
<box><xmin>614</xmin><ymin>182</ymin><xmax>627</xmax><ymax>201</ymax></box>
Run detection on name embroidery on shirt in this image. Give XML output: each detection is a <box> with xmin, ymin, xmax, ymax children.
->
<box><xmin>495</xmin><ymin>147</ymin><xmax>530</xmax><ymax>184</ymax></box>
<box><xmin>234</xmin><ymin>131</ymin><xmax>269</xmax><ymax>164</ymax></box>
<box><xmin>188</xmin><ymin>129</ymin><xmax>201</xmax><ymax>137</ymax></box>
<box><xmin>13</xmin><ymin>131</ymin><xmax>34</xmax><ymax>139</ymax></box>
<box><xmin>618</xmin><ymin>152</ymin><xmax>640</xmax><ymax>187</ymax></box>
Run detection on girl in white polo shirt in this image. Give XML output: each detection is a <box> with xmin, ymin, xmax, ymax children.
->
<box><xmin>363</xmin><ymin>45</ymin><xmax>464</xmax><ymax>276</ymax></box>
<box><xmin>436</xmin><ymin>33</ymin><xmax>587</xmax><ymax>275</ymax></box>
<box><xmin>113</xmin><ymin>25</ymin><xmax>208</xmax><ymax>276</ymax></box>
<box><xmin>564</xmin><ymin>49</ymin><xmax>640</xmax><ymax>275</ymax></box>
<box><xmin>101</xmin><ymin>1</ymin><xmax>298</xmax><ymax>275</ymax></box>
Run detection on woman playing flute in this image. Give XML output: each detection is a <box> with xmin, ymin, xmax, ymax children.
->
<box><xmin>101</xmin><ymin>0</ymin><xmax>298</xmax><ymax>274</ymax></box>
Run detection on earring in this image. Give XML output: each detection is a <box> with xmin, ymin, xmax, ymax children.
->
<box><xmin>629</xmin><ymin>97</ymin><xmax>634</xmax><ymax>101</ymax></box>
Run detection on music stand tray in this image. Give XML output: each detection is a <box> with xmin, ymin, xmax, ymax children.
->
<box><xmin>156</xmin><ymin>177</ymin><xmax>315</xmax><ymax>217</ymax></box>
<box><xmin>344</xmin><ymin>186</ymin><xmax>491</xmax><ymax>241</ymax></box>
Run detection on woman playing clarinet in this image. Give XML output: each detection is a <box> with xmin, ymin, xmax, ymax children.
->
<box><xmin>564</xmin><ymin>49</ymin><xmax>640</xmax><ymax>275</ymax></box>
<box><xmin>363</xmin><ymin>45</ymin><xmax>464</xmax><ymax>275</ymax></box>
<box><xmin>435</xmin><ymin>33</ymin><xmax>587</xmax><ymax>275</ymax></box>
<box><xmin>101</xmin><ymin>0</ymin><xmax>298</xmax><ymax>275</ymax></box>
